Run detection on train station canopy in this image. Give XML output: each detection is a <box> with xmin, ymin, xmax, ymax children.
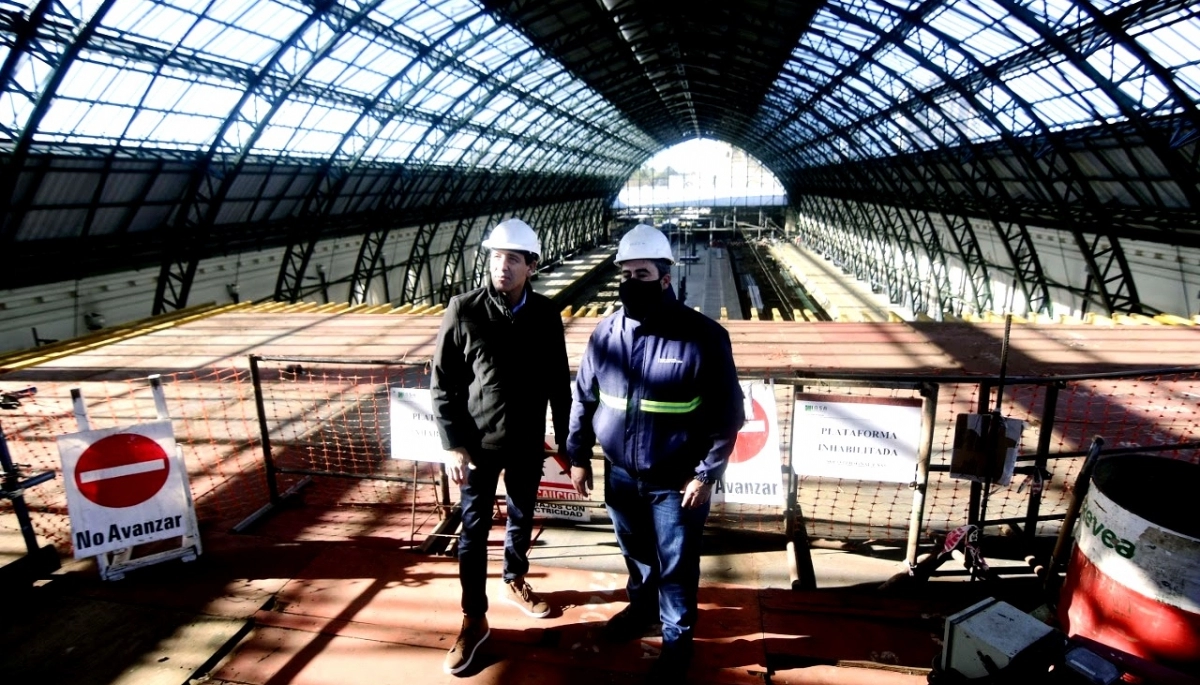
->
<box><xmin>1</xmin><ymin>0</ymin><xmax>1197</xmax><ymax>313</ymax></box>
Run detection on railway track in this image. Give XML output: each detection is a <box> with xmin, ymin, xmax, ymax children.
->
<box><xmin>729</xmin><ymin>236</ymin><xmax>829</xmax><ymax>321</ymax></box>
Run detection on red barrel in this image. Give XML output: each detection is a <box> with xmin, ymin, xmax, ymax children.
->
<box><xmin>1059</xmin><ymin>454</ymin><xmax>1200</xmax><ymax>669</ymax></box>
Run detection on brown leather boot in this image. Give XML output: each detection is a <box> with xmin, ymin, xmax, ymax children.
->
<box><xmin>443</xmin><ymin>614</ymin><xmax>490</xmax><ymax>675</ymax></box>
<box><xmin>503</xmin><ymin>577</ymin><xmax>551</xmax><ymax>618</ymax></box>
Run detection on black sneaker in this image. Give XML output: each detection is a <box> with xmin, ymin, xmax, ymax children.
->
<box><xmin>602</xmin><ymin>604</ymin><xmax>661</xmax><ymax>642</ymax></box>
<box><xmin>646</xmin><ymin>641</ymin><xmax>693</xmax><ymax>684</ymax></box>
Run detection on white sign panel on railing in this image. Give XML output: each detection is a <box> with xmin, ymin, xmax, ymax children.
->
<box><xmin>389</xmin><ymin>387</ymin><xmax>448</xmax><ymax>463</ymax></box>
<box><xmin>714</xmin><ymin>381</ymin><xmax>785</xmax><ymax>506</ymax></box>
<box><xmin>389</xmin><ymin>388</ymin><xmax>591</xmax><ymax>521</ymax></box>
<box><xmin>791</xmin><ymin>394</ymin><xmax>923</xmax><ymax>483</ymax></box>
<box><xmin>57</xmin><ymin>420</ymin><xmax>194</xmax><ymax>559</ymax></box>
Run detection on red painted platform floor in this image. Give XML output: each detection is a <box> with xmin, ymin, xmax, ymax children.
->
<box><xmin>200</xmin><ymin>541</ymin><xmax>941</xmax><ymax>685</ymax></box>
<box><xmin>5</xmin><ymin>505</ymin><xmax>1002</xmax><ymax>685</ymax></box>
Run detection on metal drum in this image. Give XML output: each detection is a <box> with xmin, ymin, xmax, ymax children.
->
<box><xmin>1059</xmin><ymin>454</ymin><xmax>1200</xmax><ymax>668</ymax></box>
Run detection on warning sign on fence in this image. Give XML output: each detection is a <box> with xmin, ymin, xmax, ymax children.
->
<box><xmin>791</xmin><ymin>394</ymin><xmax>922</xmax><ymax>483</ymax></box>
<box><xmin>57</xmin><ymin>420</ymin><xmax>194</xmax><ymax>559</ymax></box>
<box><xmin>713</xmin><ymin>381</ymin><xmax>785</xmax><ymax>506</ymax></box>
<box><xmin>389</xmin><ymin>387</ymin><xmax>447</xmax><ymax>462</ymax></box>
<box><xmin>535</xmin><ymin>446</ymin><xmax>590</xmax><ymax>522</ymax></box>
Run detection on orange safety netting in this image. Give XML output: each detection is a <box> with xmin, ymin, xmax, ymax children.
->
<box><xmin>3</xmin><ymin>366</ymin><xmax>1198</xmax><ymax>554</ymax></box>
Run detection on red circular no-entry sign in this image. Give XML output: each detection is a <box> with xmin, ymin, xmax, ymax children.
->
<box><xmin>731</xmin><ymin>398</ymin><xmax>770</xmax><ymax>464</ymax></box>
<box><xmin>75</xmin><ymin>433</ymin><xmax>170</xmax><ymax>508</ymax></box>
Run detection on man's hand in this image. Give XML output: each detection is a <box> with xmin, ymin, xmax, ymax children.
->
<box><xmin>446</xmin><ymin>446</ymin><xmax>473</xmax><ymax>485</ymax></box>
<box><xmin>570</xmin><ymin>465</ymin><xmax>593</xmax><ymax>497</ymax></box>
<box><xmin>681</xmin><ymin>478</ymin><xmax>712</xmax><ymax>509</ymax></box>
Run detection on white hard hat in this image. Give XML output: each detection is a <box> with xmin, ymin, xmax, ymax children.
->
<box><xmin>482</xmin><ymin>218</ymin><xmax>541</xmax><ymax>258</ymax></box>
<box><xmin>616</xmin><ymin>224</ymin><xmax>674</xmax><ymax>264</ymax></box>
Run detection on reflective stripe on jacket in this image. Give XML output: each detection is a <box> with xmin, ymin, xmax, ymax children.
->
<box><xmin>567</xmin><ymin>300</ymin><xmax>744</xmax><ymax>487</ymax></box>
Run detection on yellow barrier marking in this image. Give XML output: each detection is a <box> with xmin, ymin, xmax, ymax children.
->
<box><xmin>0</xmin><ymin>302</ymin><xmax>237</xmax><ymax>371</ymax></box>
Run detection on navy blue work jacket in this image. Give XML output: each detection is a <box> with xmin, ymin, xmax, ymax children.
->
<box><xmin>567</xmin><ymin>298</ymin><xmax>744</xmax><ymax>487</ymax></box>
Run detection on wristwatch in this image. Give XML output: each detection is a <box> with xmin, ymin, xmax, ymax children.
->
<box><xmin>692</xmin><ymin>473</ymin><xmax>715</xmax><ymax>485</ymax></box>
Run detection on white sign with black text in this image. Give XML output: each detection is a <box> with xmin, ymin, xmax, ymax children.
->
<box><xmin>791</xmin><ymin>394</ymin><xmax>923</xmax><ymax>483</ymax></box>
<box><xmin>57</xmin><ymin>420</ymin><xmax>195</xmax><ymax>559</ymax></box>
<box><xmin>388</xmin><ymin>387</ymin><xmax>448</xmax><ymax>463</ymax></box>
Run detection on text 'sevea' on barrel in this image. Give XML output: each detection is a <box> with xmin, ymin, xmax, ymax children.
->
<box><xmin>1059</xmin><ymin>454</ymin><xmax>1200</xmax><ymax>668</ymax></box>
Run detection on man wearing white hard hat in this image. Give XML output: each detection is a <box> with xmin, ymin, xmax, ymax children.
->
<box><xmin>432</xmin><ymin>218</ymin><xmax>572</xmax><ymax>676</ymax></box>
<box><xmin>565</xmin><ymin>224</ymin><xmax>744</xmax><ymax>684</ymax></box>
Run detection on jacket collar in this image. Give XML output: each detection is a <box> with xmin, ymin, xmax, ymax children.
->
<box><xmin>486</xmin><ymin>281</ymin><xmax>531</xmax><ymax>316</ymax></box>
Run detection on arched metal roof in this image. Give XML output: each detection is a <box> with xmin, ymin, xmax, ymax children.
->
<box><xmin>1</xmin><ymin>0</ymin><xmax>1197</xmax><ymax>316</ymax></box>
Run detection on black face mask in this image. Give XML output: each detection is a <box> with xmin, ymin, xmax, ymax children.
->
<box><xmin>619</xmin><ymin>278</ymin><xmax>664</xmax><ymax>321</ymax></box>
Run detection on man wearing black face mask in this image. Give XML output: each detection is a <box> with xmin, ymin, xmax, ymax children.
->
<box><xmin>565</xmin><ymin>224</ymin><xmax>744</xmax><ymax>685</ymax></box>
<box><xmin>617</xmin><ymin>271</ymin><xmax>668</xmax><ymax>321</ymax></box>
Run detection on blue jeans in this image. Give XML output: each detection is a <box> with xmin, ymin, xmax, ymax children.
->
<box><xmin>605</xmin><ymin>463</ymin><xmax>710</xmax><ymax>654</ymax></box>
<box><xmin>457</xmin><ymin>448</ymin><xmax>541</xmax><ymax>617</ymax></box>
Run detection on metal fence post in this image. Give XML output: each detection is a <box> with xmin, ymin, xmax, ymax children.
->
<box><xmin>1023</xmin><ymin>380</ymin><xmax>1062</xmax><ymax>543</ymax></box>
<box><xmin>905</xmin><ymin>382</ymin><xmax>938</xmax><ymax>567</ymax></box>
<box><xmin>249</xmin><ymin>354</ymin><xmax>280</xmax><ymax>504</ymax></box>
<box><xmin>967</xmin><ymin>379</ymin><xmax>993</xmax><ymax>526</ymax></box>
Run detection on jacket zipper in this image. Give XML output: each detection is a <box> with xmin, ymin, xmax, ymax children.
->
<box><xmin>631</xmin><ymin>324</ymin><xmax>646</xmax><ymax>477</ymax></box>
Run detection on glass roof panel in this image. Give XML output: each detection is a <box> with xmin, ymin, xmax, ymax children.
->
<box><xmin>977</xmin><ymin>81</ymin><xmax>1036</xmax><ymax>134</ymax></box>
<box><xmin>875</xmin><ymin>44</ymin><xmax>944</xmax><ymax>93</ymax></box>
<box><xmin>924</xmin><ymin>2</ymin><xmax>999</xmax><ymax>51</ymax></box>
<box><xmin>1132</xmin><ymin>14</ymin><xmax>1200</xmax><ymax>103</ymax></box>
<box><xmin>901</xmin><ymin>29</ymin><xmax>965</xmax><ymax>83</ymax></box>
<box><xmin>301</xmin><ymin>105</ymin><xmax>362</xmax><ymax>154</ymax></box>
<box><xmin>802</xmin><ymin>19</ymin><xmax>872</xmax><ymax>67</ymax></box>
<box><xmin>104</xmin><ymin>1</ymin><xmax>197</xmax><ymax>48</ymax></box>
<box><xmin>411</xmin><ymin>68</ymin><xmax>474</xmax><ymax>110</ymax></box>
<box><xmin>461</xmin><ymin>24</ymin><xmax>526</xmax><ymax>72</ymax></box>
<box><xmin>358</xmin><ymin>43</ymin><xmax>424</xmax><ymax>87</ymax></box>
<box><xmin>1089</xmin><ymin>43</ymin><xmax>1172</xmax><ymax>113</ymax></box>
<box><xmin>938</xmin><ymin>91</ymin><xmax>1002</xmax><ymax>141</ymax></box>
<box><xmin>377</xmin><ymin>0</ymin><xmax>478</xmax><ymax>40</ymax></box>
<box><xmin>3</xmin><ymin>0</ymin><xmax>650</xmax><ymax>173</ymax></box>
<box><xmin>514</xmin><ymin>61</ymin><xmax>562</xmax><ymax>93</ymax></box>
<box><xmin>196</xmin><ymin>1</ymin><xmax>306</xmax><ymax>68</ymax></box>
<box><xmin>149</xmin><ymin>77</ymin><xmax>245</xmax><ymax>118</ymax></box>
<box><xmin>790</xmin><ymin>113</ymin><xmax>832</xmax><ymax>142</ymax></box>
<box><xmin>892</xmin><ymin>112</ymin><xmax>936</xmax><ymax>149</ymax></box>
<box><xmin>147</xmin><ymin>109</ymin><xmax>228</xmax><ymax>147</ymax></box>
<box><xmin>1012</xmin><ymin>61</ymin><xmax>1119</xmax><ymax>128</ymax></box>
<box><xmin>858</xmin><ymin>61</ymin><xmax>912</xmax><ymax>108</ymax></box>
<box><xmin>762</xmin><ymin>0</ymin><xmax>1200</xmax><ymax>169</ymax></box>
<box><xmin>1023</xmin><ymin>0</ymin><xmax>1089</xmax><ymax>33</ymax></box>
<box><xmin>469</xmin><ymin>138</ymin><xmax>503</xmax><ymax>168</ymax></box>
<box><xmin>851</xmin><ymin>128</ymin><xmax>888</xmax><ymax>158</ymax></box>
<box><xmin>1136</xmin><ymin>17</ymin><xmax>1200</xmax><ymax>67</ymax></box>
<box><xmin>40</xmin><ymin>100</ymin><xmax>127</xmax><ymax>141</ymax></box>
<box><xmin>944</xmin><ymin>0</ymin><xmax>1040</xmax><ymax>62</ymax></box>
<box><xmin>314</xmin><ymin>34</ymin><xmax>392</xmax><ymax>96</ymax></box>
<box><xmin>838</xmin><ymin>76</ymin><xmax>891</xmax><ymax>114</ymax></box>
<box><xmin>832</xmin><ymin>0</ymin><xmax>904</xmax><ymax>37</ymax></box>
<box><xmin>4</xmin><ymin>0</ymin><xmax>1197</xmax><ymax>199</ymax></box>
<box><xmin>1172</xmin><ymin>64</ymin><xmax>1200</xmax><ymax>102</ymax></box>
